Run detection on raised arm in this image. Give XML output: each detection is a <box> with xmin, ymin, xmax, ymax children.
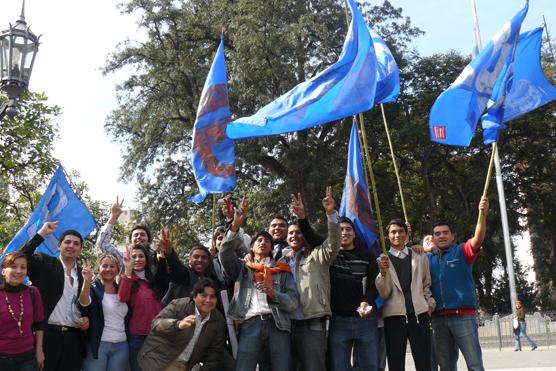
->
<box><xmin>311</xmin><ymin>187</ymin><xmax>341</xmax><ymax>265</ymax></box>
<box><xmin>292</xmin><ymin>192</ymin><xmax>325</xmax><ymax>247</ymax></box>
<box><xmin>469</xmin><ymin>197</ymin><xmax>489</xmax><ymax>253</ymax></box>
<box><xmin>219</xmin><ymin>197</ymin><xmax>248</xmax><ymax>282</ymax></box>
<box><xmin>20</xmin><ymin>221</ymin><xmax>58</xmax><ymax>265</ymax></box>
<box><xmin>96</xmin><ymin>197</ymin><xmax>125</xmax><ymax>264</ymax></box>
<box><xmin>118</xmin><ymin>247</ymin><xmax>134</xmax><ymax>303</ymax></box>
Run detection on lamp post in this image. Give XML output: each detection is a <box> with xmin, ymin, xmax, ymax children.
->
<box><xmin>0</xmin><ymin>0</ymin><xmax>40</xmax><ymax>120</ymax></box>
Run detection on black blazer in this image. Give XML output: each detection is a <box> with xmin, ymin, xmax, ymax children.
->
<box><xmin>19</xmin><ymin>234</ymin><xmax>85</xmax><ymax>322</ymax></box>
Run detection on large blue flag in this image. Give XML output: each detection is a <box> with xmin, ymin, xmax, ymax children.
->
<box><xmin>2</xmin><ymin>166</ymin><xmax>96</xmax><ymax>257</ymax></box>
<box><xmin>370</xmin><ymin>27</ymin><xmax>399</xmax><ymax>104</ymax></box>
<box><xmin>226</xmin><ymin>0</ymin><xmax>377</xmax><ymax>140</ymax></box>
<box><xmin>482</xmin><ymin>27</ymin><xmax>556</xmax><ymax>143</ymax></box>
<box><xmin>190</xmin><ymin>37</ymin><xmax>236</xmax><ymax>203</ymax></box>
<box><xmin>340</xmin><ymin>120</ymin><xmax>379</xmax><ymax>256</ymax></box>
<box><xmin>429</xmin><ymin>1</ymin><xmax>528</xmax><ymax>146</ymax></box>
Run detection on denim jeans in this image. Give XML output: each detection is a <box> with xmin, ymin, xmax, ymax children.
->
<box><xmin>0</xmin><ymin>352</ymin><xmax>38</xmax><ymax>371</ymax></box>
<box><xmin>328</xmin><ymin>315</ymin><xmax>379</xmax><ymax>371</ymax></box>
<box><xmin>291</xmin><ymin>317</ymin><xmax>328</xmax><ymax>371</ymax></box>
<box><xmin>514</xmin><ymin>320</ymin><xmax>537</xmax><ymax>350</ymax></box>
<box><xmin>83</xmin><ymin>341</ymin><xmax>129</xmax><ymax>371</ymax></box>
<box><xmin>129</xmin><ymin>335</ymin><xmax>147</xmax><ymax>371</ymax></box>
<box><xmin>432</xmin><ymin>314</ymin><xmax>483</xmax><ymax>371</ymax></box>
<box><xmin>235</xmin><ymin>316</ymin><xmax>291</xmax><ymax>371</ymax></box>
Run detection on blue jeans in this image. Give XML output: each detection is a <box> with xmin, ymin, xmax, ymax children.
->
<box><xmin>83</xmin><ymin>341</ymin><xmax>129</xmax><ymax>371</ymax></box>
<box><xmin>329</xmin><ymin>315</ymin><xmax>379</xmax><ymax>371</ymax></box>
<box><xmin>236</xmin><ymin>316</ymin><xmax>291</xmax><ymax>371</ymax></box>
<box><xmin>432</xmin><ymin>314</ymin><xmax>483</xmax><ymax>371</ymax></box>
<box><xmin>128</xmin><ymin>335</ymin><xmax>147</xmax><ymax>371</ymax></box>
<box><xmin>514</xmin><ymin>320</ymin><xmax>537</xmax><ymax>350</ymax></box>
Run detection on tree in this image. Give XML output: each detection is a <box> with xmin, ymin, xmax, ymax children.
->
<box><xmin>0</xmin><ymin>92</ymin><xmax>60</xmax><ymax>249</ymax></box>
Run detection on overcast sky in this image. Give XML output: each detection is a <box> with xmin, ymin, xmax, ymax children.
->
<box><xmin>2</xmin><ymin>0</ymin><xmax>552</xmax><ymax>279</ymax></box>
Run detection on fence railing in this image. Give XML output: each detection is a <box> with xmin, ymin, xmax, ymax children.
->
<box><xmin>478</xmin><ymin>311</ymin><xmax>555</xmax><ymax>349</ymax></box>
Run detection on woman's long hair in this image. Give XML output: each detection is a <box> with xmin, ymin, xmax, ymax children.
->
<box><xmin>129</xmin><ymin>244</ymin><xmax>161</xmax><ymax>299</ymax></box>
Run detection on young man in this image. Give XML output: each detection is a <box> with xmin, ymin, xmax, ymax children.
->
<box><xmin>219</xmin><ymin>197</ymin><xmax>298</xmax><ymax>371</ymax></box>
<box><xmin>283</xmin><ymin>187</ymin><xmax>341</xmax><ymax>371</ymax></box>
<box><xmin>328</xmin><ymin>217</ymin><xmax>380</xmax><ymax>371</ymax></box>
<box><xmin>138</xmin><ymin>278</ymin><xmax>226</xmax><ymax>371</ymax></box>
<box><xmin>376</xmin><ymin>219</ymin><xmax>435</xmax><ymax>371</ymax></box>
<box><xmin>514</xmin><ymin>299</ymin><xmax>537</xmax><ymax>351</ymax></box>
<box><xmin>20</xmin><ymin>221</ymin><xmax>90</xmax><ymax>371</ymax></box>
<box><xmin>427</xmin><ymin>196</ymin><xmax>489</xmax><ymax>371</ymax></box>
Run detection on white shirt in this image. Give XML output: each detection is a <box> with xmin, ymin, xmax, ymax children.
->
<box><xmin>245</xmin><ymin>257</ymin><xmax>273</xmax><ymax>320</ymax></box>
<box><xmin>177</xmin><ymin>306</ymin><xmax>211</xmax><ymax>363</ymax></box>
<box><xmin>101</xmin><ymin>293</ymin><xmax>128</xmax><ymax>343</ymax></box>
<box><xmin>389</xmin><ymin>246</ymin><xmax>410</xmax><ymax>259</ymax></box>
<box><xmin>48</xmin><ymin>258</ymin><xmax>81</xmax><ymax>326</ymax></box>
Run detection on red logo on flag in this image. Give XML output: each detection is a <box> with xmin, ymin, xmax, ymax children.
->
<box><xmin>433</xmin><ymin>126</ymin><xmax>447</xmax><ymax>140</ymax></box>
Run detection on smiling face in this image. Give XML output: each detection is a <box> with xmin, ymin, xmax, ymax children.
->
<box><xmin>189</xmin><ymin>248</ymin><xmax>210</xmax><ymax>274</ymax></box>
<box><xmin>2</xmin><ymin>257</ymin><xmax>28</xmax><ymax>286</ymax></box>
<box><xmin>340</xmin><ymin>222</ymin><xmax>356</xmax><ymax>249</ymax></box>
<box><xmin>432</xmin><ymin>225</ymin><xmax>455</xmax><ymax>250</ymax></box>
<box><xmin>287</xmin><ymin>225</ymin><xmax>304</xmax><ymax>252</ymax></box>
<box><xmin>131</xmin><ymin>228</ymin><xmax>149</xmax><ymax>247</ymax></box>
<box><xmin>422</xmin><ymin>234</ymin><xmax>435</xmax><ymax>252</ymax></box>
<box><xmin>98</xmin><ymin>256</ymin><xmax>119</xmax><ymax>283</ymax></box>
<box><xmin>269</xmin><ymin>218</ymin><xmax>288</xmax><ymax>241</ymax></box>
<box><xmin>131</xmin><ymin>248</ymin><xmax>147</xmax><ymax>272</ymax></box>
<box><xmin>194</xmin><ymin>286</ymin><xmax>218</xmax><ymax>317</ymax></box>
<box><xmin>388</xmin><ymin>224</ymin><xmax>407</xmax><ymax>250</ymax></box>
<box><xmin>58</xmin><ymin>234</ymin><xmax>83</xmax><ymax>260</ymax></box>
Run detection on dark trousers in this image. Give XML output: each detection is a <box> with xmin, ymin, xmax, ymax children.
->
<box><xmin>384</xmin><ymin>313</ymin><xmax>431</xmax><ymax>371</ymax></box>
<box><xmin>44</xmin><ymin>327</ymin><xmax>85</xmax><ymax>371</ymax></box>
<box><xmin>0</xmin><ymin>351</ymin><xmax>38</xmax><ymax>371</ymax></box>
<box><xmin>291</xmin><ymin>317</ymin><xmax>328</xmax><ymax>371</ymax></box>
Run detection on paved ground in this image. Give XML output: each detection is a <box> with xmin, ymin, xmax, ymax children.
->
<box><xmin>402</xmin><ymin>346</ymin><xmax>556</xmax><ymax>370</ymax></box>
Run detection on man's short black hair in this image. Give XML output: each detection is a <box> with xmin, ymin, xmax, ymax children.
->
<box><xmin>192</xmin><ymin>277</ymin><xmax>219</xmax><ymax>297</ymax></box>
<box><xmin>58</xmin><ymin>230</ymin><xmax>83</xmax><ymax>246</ymax></box>
<box><xmin>269</xmin><ymin>215</ymin><xmax>288</xmax><ymax>225</ymax></box>
<box><xmin>432</xmin><ymin>222</ymin><xmax>453</xmax><ymax>234</ymax></box>
<box><xmin>386</xmin><ymin>219</ymin><xmax>407</xmax><ymax>233</ymax></box>
<box><xmin>128</xmin><ymin>225</ymin><xmax>152</xmax><ymax>242</ymax></box>
<box><xmin>189</xmin><ymin>245</ymin><xmax>211</xmax><ymax>258</ymax></box>
<box><xmin>339</xmin><ymin>216</ymin><xmax>355</xmax><ymax>229</ymax></box>
<box><xmin>250</xmin><ymin>231</ymin><xmax>273</xmax><ymax>247</ymax></box>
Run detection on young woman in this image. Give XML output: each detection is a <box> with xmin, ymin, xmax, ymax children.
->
<box><xmin>0</xmin><ymin>252</ymin><xmax>45</xmax><ymax>371</ymax></box>
<box><xmin>79</xmin><ymin>254</ymin><xmax>130</xmax><ymax>371</ymax></box>
<box><xmin>118</xmin><ymin>245</ymin><xmax>162</xmax><ymax>371</ymax></box>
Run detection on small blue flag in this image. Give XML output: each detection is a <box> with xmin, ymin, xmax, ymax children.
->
<box><xmin>482</xmin><ymin>27</ymin><xmax>556</xmax><ymax>144</ymax></box>
<box><xmin>429</xmin><ymin>1</ymin><xmax>528</xmax><ymax>146</ymax></box>
<box><xmin>370</xmin><ymin>27</ymin><xmax>399</xmax><ymax>104</ymax></box>
<box><xmin>2</xmin><ymin>166</ymin><xmax>97</xmax><ymax>257</ymax></box>
<box><xmin>190</xmin><ymin>37</ymin><xmax>236</xmax><ymax>203</ymax></box>
<box><xmin>340</xmin><ymin>120</ymin><xmax>379</xmax><ymax>256</ymax></box>
<box><xmin>226</xmin><ymin>0</ymin><xmax>377</xmax><ymax>140</ymax></box>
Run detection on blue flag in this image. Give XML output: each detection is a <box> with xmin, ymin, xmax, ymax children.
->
<box><xmin>340</xmin><ymin>120</ymin><xmax>379</xmax><ymax>256</ymax></box>
<box><xmin>482</xmin><ymin>27</ymin><xmax>556</xmax><ymax>143</ymax></box>
<box><xmin>2</xmin><ymin>166</ymin><xmax>96</xmax><ymax>257</ymax></box>
<box><xmin>429</xmin><ymin>1</ymin><xmax>528</xmax><ymax>146</ymax></box>
<box><xmin>226</xmin><ymin>0</ymin><xmax>377</xmax><ymax>140</ymax></box>
<box><xmin>370</xmin><ymin>27</ymin><xmax>399</xmax><ymax>104</ymax></box>
<box><xmin>190</xmin><ymin>37</ymin><xmax>236</xmax><ymax>203</ymax></box>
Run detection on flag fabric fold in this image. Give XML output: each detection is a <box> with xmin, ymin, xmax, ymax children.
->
<box><xmin>190</xmin><ymin>37</ymin><xmax>236</xmax><ymax>203</ymax></box>
<box><xmin>226</xmin><ymin>0</ymin><xmax>377</xmax><ymax>140</ymax></box>
<box><xmin>429</xmin><ymin>1</ymin><xmax>529</xmax><ymax>146</ymax></box>
<box><xmin>370</xmin><ymin>27</ymin><xmax>400</xmax><ymax>104</ymax></box>
<box><xmin>340</xmin><ymin>120</ymin><xmax>379</xmax><ymax>256</ymax></box>
<box><xmin>2</xmin><ymin>166</ymin><xmax>96</xmax><ymax>257</ymax></box>
<box><xmin>482</xmin><ymin>27</ymin><xmax>556</xmax><ymax>144</ymax></box>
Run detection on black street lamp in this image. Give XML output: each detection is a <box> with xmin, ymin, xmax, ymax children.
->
<box><xmin>0</xmin><ymin>1</ymin><xmax>40</xmax><ymax>119</ymax></box>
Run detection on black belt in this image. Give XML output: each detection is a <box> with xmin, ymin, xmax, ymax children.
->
<box><xmin>46</xmin><ymin>324</ymin><xmax>81</xmax><ymax>333</ymax></box>
<box><xmin>246</xmin><ymin>313</ymin><xmax>273</xmax><ymax>321</ymax></box>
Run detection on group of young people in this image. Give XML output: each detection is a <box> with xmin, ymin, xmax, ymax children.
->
<box><xmin>0</xmin><ymin>187</ymin><xmax>491</xmax><ymax>371</ymax></box>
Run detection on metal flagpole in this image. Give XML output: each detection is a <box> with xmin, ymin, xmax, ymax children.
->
<box><xmin>380</xmin><ymin>104</ymin><xmax>408</xmax><ymax>222</ymax></box>
<box><xmin>471</xmin><ymin>0</ymin><xmax>517</xmax><ymax>314</ymax></box>
<box><xmin>543</xmin><ymin>15</ymin><xmax>556</xmax><ymax>72</ymax></box>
